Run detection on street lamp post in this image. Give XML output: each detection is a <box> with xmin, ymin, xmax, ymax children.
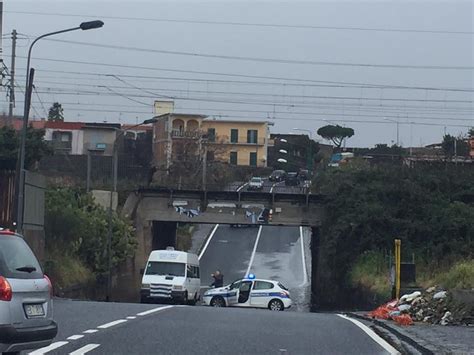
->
<box><xmin>16</xmin><ymin>20</ymin><xmax>104</xmax><ymax>234</ymax></box>
<box><xmin>105</xmin><ymin>117</ymin><xmax>158</xmax><ymax>302</ymax></box>
<box><xmin>384</xmin><ymin>118</ymin><xmax>400</xmax><ymax>146</ymax></box>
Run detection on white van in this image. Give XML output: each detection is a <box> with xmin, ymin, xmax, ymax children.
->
<box><xmin>140</xmin><ymin>248</ymin><xmax>200</xmax><ymax>305</ymax></box>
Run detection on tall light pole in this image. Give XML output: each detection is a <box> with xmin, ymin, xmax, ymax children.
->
<box><xmin>106</xmin><ymin>117</ymin><xmax>158</xmax><ymax>302</ymax></box>
<box><xmin>384</xmin><ymin>118</ymin><xmax>400</xmax><ymax>147</ymax></box>
<box><xmin>16</xmin><ymin>20</ymin><xmax>104</xmax><ymax>234</ymax></box>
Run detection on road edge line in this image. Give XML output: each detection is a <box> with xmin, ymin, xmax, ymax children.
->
<box><xmin>336</xmin><ymin>314</ymin><xmax>400</xmax><ymax>355</ymax></box>
<box><xmin>298</xmin><ymin>226</ymin><xmax>309</xmax><ymax>287</ymax></box>
<box><xmin>236</xmin><ymin>182</ymin><xmax>248</xmax><ymax>192</ymax></box>
<box><xmin>245</xmin><ymin>225</ymin><xmax>263</xmax><ymax>276</ymax></box>
<box><xmin>198</xmin><ymin>224</ymin><xmax>219</xmax><ymax>260</ymax></box>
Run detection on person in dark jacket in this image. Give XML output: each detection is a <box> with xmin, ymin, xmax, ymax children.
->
<box><xmin>210</xmin><ymin>270</ymin><xmax>224</xmax><ymax>288</ymax></box>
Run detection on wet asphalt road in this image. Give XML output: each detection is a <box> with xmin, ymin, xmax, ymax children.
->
<box><xmin>40</xmin><ymin>300</ymin><xmax>393</xmax><ymax>355</ymax></box>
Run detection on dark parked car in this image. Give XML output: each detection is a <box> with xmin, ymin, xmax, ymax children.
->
<box><xmin>285</xmin><ymin>172</ymin><xmax>300</xmax><ymax>186</ymax></box>
<box><xmin>269</xmin><ymin>170</ymin><xmax>286</xmax><ymax>182</ymax></box>
<box><xmin>298</xmin><ymin>169</ymin><xmax>310</xmax><ymax>181</ymax></box>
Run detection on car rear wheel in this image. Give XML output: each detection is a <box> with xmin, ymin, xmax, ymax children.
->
<box><xmin>268</xmin><ymin>299</ymin><xmax>284</xmax><ymax>311</ymax></box>
<box><xmin>210</xmin><ymin>296</ymin><xmax>226</xmax><ymax>307</ymax></box>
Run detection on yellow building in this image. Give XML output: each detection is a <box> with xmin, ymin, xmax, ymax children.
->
<box><xmin>153</xmin><ymin>114</ymin><xmax>270</xmax><ymax>169</ymax></box>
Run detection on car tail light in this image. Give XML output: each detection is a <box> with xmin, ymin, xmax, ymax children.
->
<box><xmin>0</xmin><ymin>276</ymin><xmax>12</xmax><ymax>301</ymax></box>
<box><xmin>280</xmin><ymin>291</ymin><xmax>290</xmax><ymax>298</ymax></box>
<box><xmin>0</xmin><ymin>229</ymin><xmax>16</xmax><ymax>236</ymax></box>
<box><xmin>44</xmin><ymin>274</ymin><xmax>53</xmax><ymax>297</ymax></box>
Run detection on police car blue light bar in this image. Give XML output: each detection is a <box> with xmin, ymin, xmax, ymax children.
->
<box><xmin>246</xmin><ymin>273</ymin><xmax>256</xmax><ymax>280</ymax></box>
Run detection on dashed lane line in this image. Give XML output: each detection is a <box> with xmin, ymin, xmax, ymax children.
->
<box><xmin>97</xmin><ymin>319</ymin><xmax>127</xmax><ymax>329</ymax></box>
<box><xmin>137</xmin><ymin>305</ymin><xmax>175</xmax><ymax>316</ymax></box>
<box><xmin>245</xmin><ymin>225</ymin><xmax>263</xmax><ymax>276</ymax></box>
<box><xmin>69</xmin><ymin>343</ymin><xmax>101</xmax><ymax>355</ymax></box>
<box><xmin>83</xmin><ymin>329</ymin><xmax>98</xmax><ymax>334</ymax></box>
<box><xmin>126</xmin><ymin>316</ymin><xmax>137</xmax><ymax>319</ymax></box>
<box><xmin>28</xmin><ymin>341</ymin><xmax>69</xmax><ymax>355</ymax></box>
<box><xmin>67</xmin><ymin>335</ymin><xmax>85</xmax><ymax>340</ymax></box>
<box><xmin>337</xmin><ymin>314</ymin><xmax>400</xmax><ymax>355</ymax></box>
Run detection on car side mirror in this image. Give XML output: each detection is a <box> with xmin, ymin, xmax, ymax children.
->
<box><xmin>140</xmin><ymin>268</ymin><xmax>144</xmax><ymax>275</ymax></box>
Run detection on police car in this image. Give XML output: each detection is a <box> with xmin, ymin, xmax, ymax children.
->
<box><xmin>203</xmin><ymin>274</ymin><xmax>291</xmax><ymax>311</ymax></box>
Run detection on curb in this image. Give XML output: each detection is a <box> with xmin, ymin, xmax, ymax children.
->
<box><xmin>346</xmin><ymin>312</ymin><xmax>435</xmax><ymax>355</ymax></box>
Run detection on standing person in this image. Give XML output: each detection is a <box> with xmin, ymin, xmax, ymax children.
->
<box><xmin>210</xmin><ymin>270</ymin><xmax>224</xmax><ymax>288</ymax></box>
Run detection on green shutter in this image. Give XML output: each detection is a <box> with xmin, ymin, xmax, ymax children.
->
<box><xmin>230</xmin><ymin>151</ymin><xmax>238</xmax><ymax>165</ymax></box>
<box><xmin>207</xmin><ymin>128</ymin><xmax>215</xmax><ymax>142</ymax></box>
<box><xmin>249</xmin><ymin>152</ymin><xmax>257</xmax><ymax>166</ymax></box>
<box><xmin>231</xmin><ymin>129</ymin><xmax>238</xmax><ymax>143</ymax></box>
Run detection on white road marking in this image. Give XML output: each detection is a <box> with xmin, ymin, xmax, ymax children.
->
<box><xmin>67</xmin><ymin>335</ymin><xmax>84</xmax><ymax>340</ymax></box>
<box><xmin>337</xmin><ymin>314</ymin><xmax>400</xmax><ymax>355</ymax></box>
<box><xmin>270</xmin><ymin>181</ymin><xmax>284</xmax><ymax>193</ymax></box>
<box><xmin>236</xmin><ymin>182</ymin><xmax>248</xmax><ymax>192</ymax></box>
<box><xmin>69</xmin><ymin>344</ymin><xmax>101</xmax><ymax>355</ymax></box>
<box><xmin>298</xmin><ymin>226</ymin><xmax>309</xmax><ymax>287</ymax></box>
<box><xmin>97</xmin><ymin>319</ymin><xmax>127</xmax><ymax>329</ymax></box>
<box><xmin>29</xmin><ymin>341</ymin><xmax>69</xmax><ymax>354</ymax></box>
<box><xmin>199</xmin><ymin>224</ymin><xmax>219</xmax><ymax>260</ymax></box>
<box><xmin>137</xmin><ymin>305</ymin><xmax>174</xmax><ymax>316</ymax></box>
<box><xmin>126</xmin><ymin>316</ymin><xmax>137</xmax><ymax>319</ymax></box>
<box><xmin>83</xmin><ymin>329</ymin><xmax>98</xmax><ymax>334</ymax></box>
<box><xmin>245</xmin><ymin>225</ymin><xmax>263</xmax><ymax>276</ymax></box>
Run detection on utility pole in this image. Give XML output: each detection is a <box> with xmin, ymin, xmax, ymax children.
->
<box><xmin>202</xmin><ymin>144</ymin><xmax>207</xmax><ymax>191</ymax></box>
<box><xmin>8</xmin><ymin>29</ymin><xmax>17</xmax><ymax>124</ymax></box>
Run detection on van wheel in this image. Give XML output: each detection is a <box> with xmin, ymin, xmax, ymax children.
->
<box><xmin>268</xmin><ymin>299</ymin><xmax>284</xmax><ymax>311</ymax></box>
<box><xmin>188</xmin><ymin>292</ymin><xmax>198</xmax><ymax>306</ymax></box>
<box><xmin>210</xmin><ymin>296</ymin><xmax>226</xmax><ymax>307</ymax></box>
<box><xmin>182</xmin><ymin>291</ymin><xmax>189</xmax><ymax>305</ymax></box>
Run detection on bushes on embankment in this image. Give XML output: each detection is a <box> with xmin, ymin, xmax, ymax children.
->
<box><xmin>315</xmin><ymin>162</ymin><xmax>474</xmax><ymax>308</ymax></box>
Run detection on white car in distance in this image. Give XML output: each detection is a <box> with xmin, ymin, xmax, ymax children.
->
<box><xmin>248</xmin><ymin>177</ymin><xmax>264</xmax><ymax>191</ymax></box>
<box><xmin>203</xmin><ymin>275</ymin><xmax>291</xmax><ymax>311</ymax></box>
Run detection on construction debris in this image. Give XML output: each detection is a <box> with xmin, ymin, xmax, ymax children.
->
<box><xmin>368</xmin><ymin>287</ymin><xmax>474</xmax><ymax>326</ymax></box>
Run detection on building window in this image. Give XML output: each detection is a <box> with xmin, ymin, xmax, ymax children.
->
<box><xmin>206</xmin><ymin>150</ymin><xmax>215</xmax><ymax>161</ymax></box>
<box><xmin>230</xmin><ymin>129</ymin><xmax>239</xmax><ymax>143</ymax></box>
<box><xmin>207</xmin><ymin>128</ymin><xmax>216</xmax><ymax>142</ymax></box>
<box><xmin>230</xmin><ymin>151</ymin><xmax>238</xmax><ymax>165</ymax></box>
<box><xmin>249</xmin><ymin>152</ymin><xmax>257</xmax><ymax>166</ymax></box>
<box><xmin>247</xmin><ymin>130</ymin><xmax>258</xmax><ymax>144</ymax></box>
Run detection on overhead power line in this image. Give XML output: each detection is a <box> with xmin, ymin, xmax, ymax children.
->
<box><xmin>42</xmin><ymin>38</ymin><xmax>474</xmax><ymax>70</ymax></box>
<box><xmin>15</xmin><ymin>56</ymin><xmax>474</xmax><ymax>91</ymax></box>
<box><xmin>7</xmin><ymin>10</ymin><xmax>474</xmax><ymax>35</ymax></box>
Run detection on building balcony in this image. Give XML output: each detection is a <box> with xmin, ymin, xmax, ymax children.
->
<box><xmin>49</xmin><ymin>140</ymin><xmax>72</xmax><ymax>152</ymax></box>
<box><xmin>171</xmin><ymin>129</ymin><xmax>202</xmax><ymax>139</ymax></box>
<box><xmin>208</xmin><ymin>136</ymin><xmax>267</xmax><ymax>146</ymax></box>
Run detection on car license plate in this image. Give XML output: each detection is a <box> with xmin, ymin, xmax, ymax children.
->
<box><xmin>24</xmin><ymin>304</ymin><xmax>45</xmax><ymax>318</ymax></box>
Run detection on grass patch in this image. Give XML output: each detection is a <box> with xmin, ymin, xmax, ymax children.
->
<box><xmin>44</xmin><ymin>250</ymin><xmax>94</xmax><ymax>291</ymax></box>
<box><xmin>435</xmin><ymin>260</ymin><xmax>474</xmax><ymax>290</ymax></box>
<box><xmin>349</xmin><ymin>250</ymin><xmax>391</xmax><ymax>300</ymax></box>
<box><xmin>176</xmin><ymin>223</ymin><xmax>194</xmax><ymax>252</ymax></box>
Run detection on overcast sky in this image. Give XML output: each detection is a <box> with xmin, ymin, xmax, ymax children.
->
<box><xmin>1</xmin><ymin>0</ymin><xmax>473</xmax><ymax>147</ymax></box>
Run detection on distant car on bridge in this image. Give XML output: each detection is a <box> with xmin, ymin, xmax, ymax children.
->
<box><xmin>285</xmin><ymin>172</ymin><xmax>300</xmax><ymax>186</ymax></box>
<box><xmin>248</xmin><ymin>177</ymin><xmax>264</xmax><ymax>191</ymax></box>
<box><xmin>269</xmin><ymin>170</ymin><xmax>286</xmax><ymax>182</ymax></box>
<box><xmin>203</xmin><ymin>275</ymin><xmax>291</xmax><ymax>311</ymax></box>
